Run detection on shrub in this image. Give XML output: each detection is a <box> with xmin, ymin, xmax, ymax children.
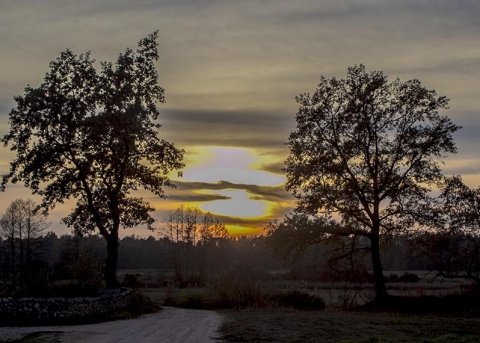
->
<box><xmin>122</xmin><ymin>273</ymin><xmax>141</xmax><ymax>288</ymax></box>
<box><xmin>399</xmin><ymin>272</ymin><xmax>420</xmax><ymax>283</ymax></box>
<box><xmin>385</xmin><ymin>272</ymin><xmax>420</xmax><ymax>283</ymax></box>
<box><xmin>165</xmin><ymin>291</ymin><xmax>208</xmax><ymax>309</ymax></box>
<box><xmin>208</xmin><ymin>271</ymin><xmax>266</xmax><ymax>309</ymax></box>
<box><xmin>127</xmin><ymin>290</ymin><xmax>161</xmax><ymax>315</ymax></box>
<box><xmin>42</xmin><ymin>281</ymin><xmax>103</xmax><ymax>298</ymax></box>
<box><xmin>271</xmin><ymin>290</ymin><xmax>326</xmax><ymax>311</ymax></box>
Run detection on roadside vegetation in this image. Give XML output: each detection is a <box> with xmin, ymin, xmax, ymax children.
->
<box><xmin>135</xmin><ymin>267</ymin><xmax>480</xmax><ymax>342</ymax></box>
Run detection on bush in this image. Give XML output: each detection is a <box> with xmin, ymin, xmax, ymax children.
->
<box><xmin>399</xmin><ymin>272</ymin><xmax>420</xmax><ymax>283</ymax></box>
<box><xmin>165</xmin><ymin>291</ymin><xmax>208</xmax><ymax>309</ymax></box>
<box><xmin>127</xmin><ymin>290</ymin><xmax>161</xmax><ymax>315</ymax></box>
<box><xmin>208</xmin><ymin>271</ymin><xmax>266</xmax><ymax>309</ymax></box>
<box><xmin>41</xmin><ymin>281</ymin><xmax>103</xmax><ymax>298</ymax></box>
<box><xmin>271</xmin><ymin>290</ymin><xmax>326</xmax><ymax>311</ymax></box>
<box><xmin>121</xmin><ymin>273</ymin><xmax>141</xmax><ymax>288</ymax></box>
<box><xmin>385</xmin><ymin>272</ymin><xmax>420</xmax><ymax>283</ymax></box>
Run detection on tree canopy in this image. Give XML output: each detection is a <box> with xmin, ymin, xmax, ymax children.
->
<box><xmin>2</xmin><ymin>31</ymin><xmax>184</xmax><ymax>287</ymax></box>
<box><xmin>278</xmin><ymin>64</ymin><xmax>460</xmax><ymax>300</ymax></box>
<box><xmin>416</xmin><ymin>176</ymin><xmax>480</xmax><ymax>283</ymax></box>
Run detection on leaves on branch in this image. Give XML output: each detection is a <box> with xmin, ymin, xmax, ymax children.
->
<box><xmin>2</xmin><ymin>31</ymin><xmax>184</xmax><ymax>240</ymax></box>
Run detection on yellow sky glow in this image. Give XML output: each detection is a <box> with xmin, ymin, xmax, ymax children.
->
<box><xmin>182</xmin><ymin>146</ymin><xmax>284</xmax><ymax>186</ymax></box>
<box><xmin>199</xmin><ymin>189</ymin><xmax>275</xmax><ymax>218</ymax></box>
<box><xmin>175</xmin><ymin>146</ymin><xmax>287</xmax><ymax>235</ymax></box>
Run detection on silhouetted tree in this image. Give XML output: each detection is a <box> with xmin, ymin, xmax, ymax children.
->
<box><xmin>416</xmin><ymin>175</ymin><xmax>480</xmax><ymax>283</ymax></box>
<box><xmin>275</xmin><ymin>64</ymin><xmax>459</xmax><ymax>300</ymax></box>
<box><xmin>198</xmin><ymin>212</ymin><xmax>228</xmax><ymax>278</ymax></box>
<box><xmin>161</xmin><ymin>205</ymin><xmax>228</xmax><ymax>283</ymax></box>
<box><xmin>1</xmin><ymin>32</ymin><xmax>184</xmax><ymax>288</ymax></box>
<box><xmin>0</xmin><ymin>199</ymin><xmax>48</xmax><ymax>294</ymax></box>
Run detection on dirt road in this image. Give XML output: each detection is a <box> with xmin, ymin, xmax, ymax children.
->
<box><xmin>0</xmin><ymin>307</ymin><xmax>223</xmax><ymax>342</ymax></box>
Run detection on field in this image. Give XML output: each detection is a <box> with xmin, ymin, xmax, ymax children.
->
<box><xmin>219</xmin><ymin>309</ymin><xmax>480</xmax><ymax>343</ymax></box>
<box><xmin>132</xmin><ymin>269</ymin><xmax>480</xmax><ymax>342</ymax></box>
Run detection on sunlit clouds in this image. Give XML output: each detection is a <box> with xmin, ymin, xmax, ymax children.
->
<box><xmin>183</xmin><ymin>147</ymin><xmax>284</xmax><ymax>186</ymax></box>
<box><xmin>164</xmin><ymin>146</ymin><xmax>292</xmax><ymax>235</ymax></box>
<box><xmin>200</xmin><ymin>189</ymin><xmax>272</xmax><ymax>219</ymax></box>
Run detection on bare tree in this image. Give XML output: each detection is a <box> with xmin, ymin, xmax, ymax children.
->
<box><xmin>161</xmin><ymin>205</ymin><xmax>228</xmax><ymax>283</ymax></box>
<box><xmin>0</xmin><ymin>199</ymin><xmax>48</xmax><ymax>294</ymax></box>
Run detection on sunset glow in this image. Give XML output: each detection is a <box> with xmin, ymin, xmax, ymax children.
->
<box><xmin>182</xmin><ymin>146</ymin><xmax>284</xmax><ymax>186</ymax></box>
<box><xmin>172</xmin><ymin>146</ymin><xmax>288</xmax><ymax>235</ymax></box>
<box><xmin>0</xmin><ymin>1</ymin><xmax>479</xmax><ymax>239</ymax></box>
<box><xmin>199</xmin><ymin>189</ymin><xmax>274</xmax><ymax>218</ymax></box>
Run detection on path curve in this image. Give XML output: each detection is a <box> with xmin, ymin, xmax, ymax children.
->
<box><xmin>0</xmin><ymin>307</ymin><xmax>223</xmax><ymax>342</ymax></box>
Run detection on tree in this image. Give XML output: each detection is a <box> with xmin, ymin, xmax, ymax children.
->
<box><xmin>2</xmin><ymin>32</ymin><xmax>184</xmax><ymax>288</ymax></box>
<box><xmin>0</xmin><ymin>199</ymin><xmax>48</xmax><ymax>294</ymax></box>
<box><xmin>416</xmin><ymin>175</ymin><xmax>480</xmax><ymax>283</ymax></box>
<box><xmin>279</xmin><ymin>64</ymin><xmax>459</xmax><ymax>300</ymax></box>
<box><xmin>161</xmin><ymin>205</ymin><xmax>228</xmax><ymax>283</ymax></box>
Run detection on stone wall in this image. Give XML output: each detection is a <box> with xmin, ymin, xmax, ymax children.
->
<box><xmin>0</xmin><ymin>288</ymin><xmax>133</xmax><ymax>323</ymax></box>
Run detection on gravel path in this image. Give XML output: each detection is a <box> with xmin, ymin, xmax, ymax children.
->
<box><xmin>0</xmin><ymin>307</ymin><xmax>223</xmax><ymax>342</ymax></box>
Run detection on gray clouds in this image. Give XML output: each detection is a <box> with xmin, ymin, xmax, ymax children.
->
<box><xmin>174</xmin><ymin>180</ymin><xmax>293</xmax><ymax>203</ymax></box>
<box><xmin>1</xmin><ymin>0</ymin><xmax>479</xmax><ymax>235</ymax></box>
<box><xmin>160</xmin><ymin>109</ymin><xmax>294</xmax><ymax>150</ymax></box>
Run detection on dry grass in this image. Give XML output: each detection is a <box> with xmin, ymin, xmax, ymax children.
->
<box><xmin>219</xmin><ymin>309</ymin><xmax>480</xmax><ymax>342</ymax></box>
<box><xmin>140</xmin><ymin>274</ymin><xmax>480</xmax><ymax>342</ymax></box>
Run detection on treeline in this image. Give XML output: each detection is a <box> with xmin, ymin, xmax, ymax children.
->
<box><xmin>0</xmin><ymin>230</ymin><xmax>448</xmax><ymax>292</ymax></box>
<box><xmin>1</xmin><ymin>201</ymin><xmax>476</xmax><ymax>296</ymax></box>
<box><xmin>0</xmin><ymin>232</ymin><xmax>283</xmax><ymax>293</ymax></box>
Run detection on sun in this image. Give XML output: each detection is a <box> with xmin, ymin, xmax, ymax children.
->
<box><xmin>175</xmin><ymin>146</ymin><xmax>287</xmax><ymax>235</ymax></box>
<box><xmin>182</xmin><ymin>146</ymin><xmax>284</xmax><ymax>186</ymax></box>
<box><xmin>200</xmin><ymin>189</ymin><xmax>275</xmax><ymax>218</ymax></box>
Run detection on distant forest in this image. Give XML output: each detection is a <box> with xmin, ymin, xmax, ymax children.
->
<box><xmin>0</xmin><ymin>231</ymin><xmax>438</xmax><ymax>290</ymax></box>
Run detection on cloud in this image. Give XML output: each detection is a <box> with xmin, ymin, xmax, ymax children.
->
<box><xmin>165</xmin><ymin>192</ymin><xmax>231</xmax><ymax>202</ymax></box>
<box><xmin>174</xmin><ymin>180</ymin><xmax>293</xmax><ymax>203</ymax></box>
<box><xmin>160</xmin><ymin>108</ymin><xmax>294</xmax><ymax>150</ymax></box>
<box><xmin>259</xmin><ymin>161</ymin><xmax>286</xmax><ymax>175</ymax></box>
<box><xmin>1</xmin><ymin>0</ymin><xmax>479</xmax><ymax>236</ymax></box>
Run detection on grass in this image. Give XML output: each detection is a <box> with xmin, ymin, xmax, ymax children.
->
<box><xmin>219</xmin><ymin>309</ymin><xmax>480</xmax><ymax>342</ymax></box>
<box><xmin>4</xmin><ymin>331</ymin><xmax>64</xmax><ymax>343</ymax></box>
<box><xmin>142</xmin><ymin>275</ymin><xmax>480</xmax><ymax>342</ymax></box>
<box><xmin>4</xmin><ymin>272</ymin><xmax>478</xmax><ymax>342</ymax></box>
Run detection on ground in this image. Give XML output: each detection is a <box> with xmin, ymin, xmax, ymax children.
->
<box><xmin>219</xmin><ymin>309</ymin><xmax>480</xmax><ymax>342</ymax></box>
<box><xmin>0</xmin><ymin>307</ymin><xmax>223</xmax><ymax>343</ymax></box>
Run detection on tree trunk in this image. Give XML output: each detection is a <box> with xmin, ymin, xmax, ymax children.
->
<box><xmin>105</xmin><ymin>233</ymin><xmax>119</xmax><ymax>289</ymax></box>
<box><xmin>9</xmin><ymin>237</ymin><xmax>16</xmax><ymax>292</ymax></box>
<box><xmin>370</xmin><ymin>231</ymin><xmax>388</xmax><ymax>301</ymax></box>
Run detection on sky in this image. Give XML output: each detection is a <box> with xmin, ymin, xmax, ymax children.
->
<box><xmin>0</xmin><ymin>0</ymin><xmax>479</xmax><ymax>237</ymax></box>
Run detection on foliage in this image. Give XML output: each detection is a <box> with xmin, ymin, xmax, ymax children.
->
<box><xmin>40</xmin><ymin>281</ymin><xmax>102</xmax><ymax>298</ymax></box>
<box><xmin>69</xmin><ymin>248</ymin><xmax>103</xmax><ymax>283</ymax></box>
<box><xmin>384</xmin><ymin>272</ymin><xmax>419</xmax><ymax>283</ymax></box>
<box><xmin>125</xmin><ymin>289</ymin><xmax>161</xmax><ymax>316</ymax></box>
<box><xmin>270</xmin><ymin>290</ymin><xmax>326</xmax><ymax>310</ymax></box>
<box><xmin>121</xmin><ymin>273</ymin><xmax>142</xmax><ymax>288</ymax></box>
<box><xmin>415</xmin><ymin>175</ymin><xmax>480</xmax><ymax>283</ymax></box>
<box><xmin>2</xmin><ymin>32</ymin><xmax>184</xmax><ymax>288</ymax></box>
<box><xmin>208</xmin><ymin>267</ymin><xmax>266</xmax><ymax>309</ymax></box>
<box><xmin>164</xmin><ymin>289</ymin><xmax>209</xmax><ymax>309</ymax></box>
<box><xmin>276</xmin><ymin>64</ymin><xmax>459</xmax><ymax>300</ymax></box>
<box><xmin>164</xmin><ymin>267</ymin><xmax>327</xmax><ymax>311</ymax></box>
